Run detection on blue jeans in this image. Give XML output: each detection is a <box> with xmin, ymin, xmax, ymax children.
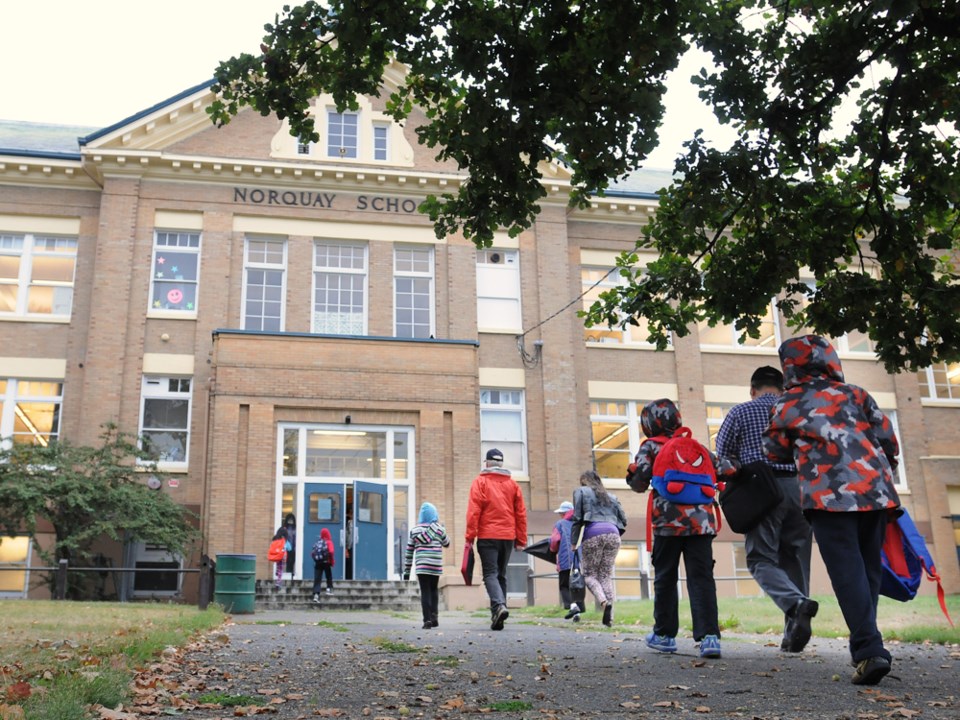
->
<box><xmin>476</xmin><ymin>539</ymin><xmax>514</xmax><ymax>611</ymax></box>
<box><xmin>809</xmin><ymin>510</ymin><xmax>890</xmax><ymax>662</ymax></box>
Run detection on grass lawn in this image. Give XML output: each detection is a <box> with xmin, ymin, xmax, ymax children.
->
<box><xmin>0</xmin><ymin>601</ymin><xmax>224</xmax><ymax>720</ymax></box>
<box><xmin>515</xmin><ymin>594</ymin><xmax>960</xmax><ymax>644</ymax></box>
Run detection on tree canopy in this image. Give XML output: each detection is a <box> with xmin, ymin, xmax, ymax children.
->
<box><xmin>0</xmin><ymin>426</ymin><xmax>199</xmax><ymax>573</ymax></box>
<box><xmin>209</xmin><ymin>0</ymin><xmax>960</xmax><ymax>371</ymax></box>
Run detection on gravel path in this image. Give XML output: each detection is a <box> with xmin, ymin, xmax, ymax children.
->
<box><xmin>153</xmin><ymin>608</ymin><xmax>959</xmax><ymax>720</ymax></box>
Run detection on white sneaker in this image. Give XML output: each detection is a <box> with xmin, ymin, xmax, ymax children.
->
<box><xmin>326</xmin><ymin>588</ymin><xmax>333</xmax><ymax>595</ymax></box>
<box><xmin>312</xmin><ymin>594</ymin><xmax>320</xmax><ymax>603</ymax></box>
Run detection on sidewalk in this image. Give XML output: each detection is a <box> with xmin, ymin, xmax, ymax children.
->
<box><xmin>164</xmin><ymin>608</ymin><xmax>959</xmax><ymax>719</ymax></box>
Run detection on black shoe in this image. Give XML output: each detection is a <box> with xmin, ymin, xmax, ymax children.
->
<box><xmin>786</xmin><ymin>599</ymin><xmax>818</xmax><ymax>652</ymax></box>
<box><xmin>564</xmin><ymin>603</ymin><xmax>581</xmax><ymax>620</ymax></box>
<box><xmin>422</xmin><ymin>620</ymin><xmax>433</xmax><ymax>629</ymax></box>
<box><xmin>431</xmin><ymin>614</ymin><xmax>439</xmax><ymax>628</ymax></box>
<box><xmin>491</xmin><ymin>604</ymin><xmax>509</xmax><ymax>631</ymax></box>
<box><xmin>780</xmin><ymin>615</ymin><xmax>795</xmax><ymax>651</ymax></box>
<box><xmin>851</xmin><ymin>656</ymin><xmax>891</xmax><ymax>685</ymax></box>
<box><xmin>602</xmin><ymin>603</ymin><xmax>613</xmax><ymax>627</ymax></box>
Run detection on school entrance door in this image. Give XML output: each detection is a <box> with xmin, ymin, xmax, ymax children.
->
<box><xmin>277</xmin><ymin>425</ymin><xmax>413</xmax><ymax>582</ymax></box>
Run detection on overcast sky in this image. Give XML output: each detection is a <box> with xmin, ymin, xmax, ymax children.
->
<box><xmin>0</xmin><ymin>0</ymin><xmax>734</xmax><ymax>168</ymax></box>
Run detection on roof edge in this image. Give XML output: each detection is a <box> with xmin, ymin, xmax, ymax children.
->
<box><xmin>79</xmin><ymin>78</ymin><xmax>216</xmax><ymax>146</ymax></box>
<box><xmin>0</xmin><ymin>148</ymin><xmax>82</xmax><ymax>161</ymax></box>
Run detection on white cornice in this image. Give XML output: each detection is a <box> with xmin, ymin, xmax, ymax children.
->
<box><xmin>0</xmin><ymin>154</ymin><xmax>99</xmax><ymax>190</ymax></box>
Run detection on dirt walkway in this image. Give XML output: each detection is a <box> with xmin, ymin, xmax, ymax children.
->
<box><xmin>144</xmin><ymin>609</ymin><xmax>959</xmax><ymax>720</ymax></box>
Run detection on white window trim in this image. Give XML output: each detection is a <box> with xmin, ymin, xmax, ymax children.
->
<box><xmin>590</xmin><ymin>399</ymin><xmax>643</xmax><ymax>488</ymax></box>
<box><xmin>0</xmin><ymin>232</ymin><xmax>77</xmax><ymax>319</ymax></box>
<box><xmin>918</xmin><ymin>363</ymin><xmax>960</xmax><ymax>405</ymax></box>
<box><xmin>393</xmin><ymin>245</ymin><xmax>435</xmax><ymax>338</ymax></box>
<box><xmin>480</xmin><ymin>387</ymin><xmax>528</xmax><ymax>475</ymax></box>
<box><xmin>138</xmin><ymin>376</ymin><xmax>193</xmax><ymax>471</ymax></box>
<box><xmin>241</xmin><ymin>236</ymin><xmax>288</xmax><ymax>332</ymax></box>
<box><xmin>327</xmin><ymin>110</ymin><xmax>360</xmax><ymax>159</ymax></box>
<box><xmin>0</xmin><ymin>378</ymin><xmax>63</xmax><ymax>448</ymax></box>
<box><xmin>132</xmin><ymin>542</ymin><xmax>184</xmax><ymax>598</ymax></box>
<box><xmin>698</xmin><ymin>299</ymin><xmax>781</xmax><ymax>351</ymax></box>
<box><xmin>147</xmin><ymin>229</ymin><xmax>201</xmax><ymax>318</ymax></box>
<box><xmin>311</xmin><ymin>240</ymin><xmax>369</xmax><ymax>336</ymax></box>
<box><xmin>581</xmin><ymin>265</ymin><xmax>668</xmax><ymax>348</ymax></box>
<box><xmin>0</xmin><ymin>535</ymin><xmax>31</xmax><ymax>598</ymax></box>
<box><xmin>373</xmin><ymin>123</ymin><xmax>390</xmax><ymax>162</ymax></box>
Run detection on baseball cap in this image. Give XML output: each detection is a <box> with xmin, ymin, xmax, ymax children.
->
<box><xmin>485</xmin><ymin>448</ymin><xmax>504</xmax><ymax>462</ymax></box>
<box><xmin>553</xmin><ymin>501</ymin><xmax>574</xmax><ymax>514</ymax></box>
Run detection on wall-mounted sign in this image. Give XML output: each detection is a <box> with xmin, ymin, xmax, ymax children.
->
<box><xmin>233</xmin><ymin>187</ymin><xmax>420</xmax><ymax>214</ymax></box>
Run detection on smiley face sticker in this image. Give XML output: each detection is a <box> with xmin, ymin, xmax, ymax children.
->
<box><xmin>166</xmin><ymin>288</ymin><xmax>184</xmax><ymax>305</ymax></box>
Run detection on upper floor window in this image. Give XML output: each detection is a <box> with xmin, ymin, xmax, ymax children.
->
<box><xmin>139</xmin><ymin>376</ymin><xmax>192</xmax><ymax>467</ymax></box>
<box><xmin>480</xmin><ymin>388</ymin><xmax>527</xmax><ymax>473</ymax></box>
<box><xmin>394</xmin><ymin>245</ymin><xmax>434</xmax><ymax>339</ymax></box>
<box><xmin>581</xmin><ymin>266</ymin><xmax>664</xmax><ymax>346</ymax></box>
<box><xmin>373</xmin><ymin>125</ymin><xmax>389</xmax><ymax>161</ymax></box>
<box><xmin>788</xmin><ymin>281</ymin><xmax>875</xmax><ymax>355</ymax></box>
<box><xmin>917</xmin><ymin>362</ymin><xmax>960</xmax><ymax>402</ymax></box>
<box><xmin>313</xmin><ymin>241</ymin><xmax>367</xmax><ymax>335</ymax></box>
<box><xmin>476</xmin><ymin>249</ymin><xmax>522</xmax><ymax>332</ymax></box>
<box><xmin>699</xmin><ymin>300</ymin><xmax>780</xmax><ymax>350</ymax></box>
<box><xmin>0</xmin><ymin>233</ymin><xmax>77</xmax><ymax>318</ymax></box>
<box><xmin>150</xmin><ymin>230</ymin><xmax>200</xmax><ymax>313</ymax></box>
<box><xmin>327</xmin><ymin>111</ymin><xmax>359</xmax><ymax>159</ymax></box>
<box><xmin>242</xmin><ymin>237</ymin><xmax>286</xmax><ymax>332</ymax></box>
<box><xmin>0</xmin><ymin>378</ymin><xmax>63</xmax><ymax>447</ymax></box>
<box><xmin>296</xmin><ymin>137</ymin><xmax>311</xmax><ymax>155</ymax></box>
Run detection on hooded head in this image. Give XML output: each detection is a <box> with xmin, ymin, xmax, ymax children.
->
<box><xmin>320</xmin><ymin>527</ymin><xmax>332</xmax><ymax>542</ymax></box>
<box><xmin>640</xmin><ymin>398</ymin><xmax>682</xmax><ymax>439</ymax></box>
<box><xmin>418</xmin><ymin>502</ymin><xmax>439</xmax><ymax>524</ymax></box>
<box><xmin>778</xmin><ymin>335</ymin><xmax>844</xmax><ymax>388</ymax></box>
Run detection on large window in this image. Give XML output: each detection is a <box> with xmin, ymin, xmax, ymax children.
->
<box><xmin>480</xmin><ymin>388</ymin><xmax>527</xmax><ymax>473</ymax></box>
<box><xmin>150</xmin><ymin>230</ymin><xmax>200</xmax><ymax>313</ymax></box>
<box><xmin>705</xmin><ymin>403</ymin><xmax>736</xmax><ymax>452</ymax></box>
<box><xmin>476</xmin><ymin>249</ymin><xmax>522</xmax><ymax>332</ymax></box>
<box><xmin>581</xmin><ymin>266</ymin><xmax>662</xmax><ymax>345</ymax></box>
<box><xmin>394</xmin><ymin>245</ymin><xmax>434</xmax><ymax>338</ymax></box>
<box><xmin>699</xmin><ymin>300</ymin><xmax>780</xmax><ymax>350</ymax></box>
<box><xmin>373</xmin><ymin>124</ymin><xmax>389</xmax><ymax>161</ymax></box>
<box><xmin>139</xmin><ymin>377</ymin><xmax>192</xmax><ymax>467</ymax></box>
<box><xmin>788</xmin><ymin>282</ymin><xmax>875</xmax><ymax>355</ymax></box>
<box><xmin>0</xmin><ymin>233</ymin><xmax>77</xmax><ymax>318</ymax></box>
<box><xmin>243</xmin><ymin>237</ymin><xmax>286</xmax><ymax>332</ymax></box>
<box><xmin>590</xmin><ymin>399</ymin><xmax>648</xmax><ymax>481</ymax></box>
<box><xmin>917</xmin><ymin>362</ymin><xmax>960</xmax><ymax>402</ymax></box>
<box><xmin>0</xmin><ymin>379</ymin><xmax>63</xmax><ymax>446</ymax></box>
<box><xmin>327</xmin><ymin>111</ymin><xmax>359</xmax><ymax>159</ymax></box>
<box><xmin>313</xmin><ymin>241</ymin><xmax>367</xmax><ymax>335</ymax></box>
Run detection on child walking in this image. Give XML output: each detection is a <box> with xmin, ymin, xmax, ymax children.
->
<box><xmin>763</xmin><ymin>335</ymin><xmax>900</xmax><ymax>685</ymax></box>
<box><xmin>311</xmin><ymin>527</ymin><xmax>336</xmax><ymax>601</ymax></box>
<box><xmin>629</xmin><ymin>398</ymin><xmax>727</xmax><ymax>658</ymax></box>
<box><xmin>403</xmin><ymin>502</ymin><xmax>450</xmax><ymax>629</ymax></box>
<box><xmin>267</xmin><ymin>527</ymin><xmax>288</xmax><ymax>588</ymax></box>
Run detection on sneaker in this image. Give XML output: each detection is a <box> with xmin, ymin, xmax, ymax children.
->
<box><xmin>645</xmin><ymin>632</ymin><xmax>677</xmax><ymax>653</ymax></box>
<box><xmin>312</xmin><ymin>594</ymin><xmax>320</xmax><ymax>603</ymax></box>
<box><xmin>422</xmin><ymin>621</ymin><xmax>433</xmax><ymax>629</ymax></box>
<box><xmin>491</xmin><ymin>604</ymin><xmax>510</xmax><ymax>631</ymax></box>
<box><xmin>326</xmin><ymin>588</ymin><xmax>333</xmax><ymax>595</ymax></box>
<box><xmin>699</xmin><ymin>634</ymin><xmax>722</xmax><ymax>658</ymax></box>
<box><xmin>602</xmin><ymin>603</ymin><xmax>613</xmax><ymax>628</ymax></box>
<box><xmin>786</xmin><ymin>598</ymin><xmax>819</xmax><ymax>652</ymax></box>
<box><xmin>851</xmin><ymin>656</ymin><xmax>891</xmax><ymax>686</ymax></box>
<box><xmin>564</xmin><ymin>603</ymin><xmax>581</xmax><ymax>620</ymax></box>
<box><xmin>572</xmin><ymin>611</ymin><xmax>581</xmax><ymax>623</ymax></box>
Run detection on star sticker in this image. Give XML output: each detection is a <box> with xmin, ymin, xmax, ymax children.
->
<box><xmin>171</xmin><ymin>266</ymin><xmax>179</xmax><ymax>273</ymax></box>
<box><xmin>156</xmin><ymin>272</ymin><xmax>164</xmax><ymax>278</ymax></box>
<box><xmin>157</xmin><ymin>257</ymin><xmax>166</xmax><ymax>264</ymax></box>
<box><xmin>154</xmin><ymin>300</ymin><xmax>161</xmax><ymax>307</ymax></box>
<box><xmin>186</xmin><ymin>302</ymin><xmax>194</xmax><ymax>310</ymax></box>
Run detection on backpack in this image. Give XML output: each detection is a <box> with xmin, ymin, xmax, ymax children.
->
<box><xmin>646</xmin><ymin>427</ymin><xmax>722</xmax><ymax>547</ymax></box>
<box><xmin>311</xmin><ymin>537</ymin><xmax>331</xmax><ymax>565</ymax></box>
<box><xmin>267</xmin><ymin>538</ymin><xmax>286</xmax><ymax>562</ymax></box>
<box><xmin>880</xmin><ymin>509</ymin><xmax>953</xmax><ymax>625</ymax></box>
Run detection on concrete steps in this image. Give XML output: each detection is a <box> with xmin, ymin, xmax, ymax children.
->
<box><xmin>256</xmin><ymin>579</ymin><xmax>421</xmax><ymax>611</ymax></box>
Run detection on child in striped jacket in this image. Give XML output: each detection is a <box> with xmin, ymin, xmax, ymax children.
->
<box><xmin>403</xmin><ymin>502</ymin><xmax>450</xmax><ymax>629</ymax></box>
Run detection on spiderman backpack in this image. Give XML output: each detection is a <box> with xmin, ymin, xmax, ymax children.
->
<box><xmin>646</xmin><ymin>427</ymin><xmax>722</xmax><ymax>547</ymax></box>
<box><xmin>880</xmin><ymin>508</ymin><xmax>953</xmax><ymax>625</ymax></box>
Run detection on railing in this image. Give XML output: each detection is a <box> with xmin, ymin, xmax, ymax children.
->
<box><xmin>0</xmin><ymin>556</ymin><xmax>216</xmax><ymax>609</ymax></box>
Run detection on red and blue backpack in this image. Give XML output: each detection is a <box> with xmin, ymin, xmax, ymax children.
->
<box><xmin>881</xmin><ymin>508</ymin><xmax>953</xmax><ymax>625</ymax></box>
<box><xmin>646</xmin><ymin>427</ymin><xmax>722</xmax><ymax>546</ymax></box>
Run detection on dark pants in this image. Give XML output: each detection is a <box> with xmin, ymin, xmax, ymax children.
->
<box><xmin>417</xmin><ymin>574</ymin><xmax>440</xmax><ymax>622</ymax></box>
<box><xmin>558</xmin><ymin>568</ymin><xmax>586</xmax><ymax>609</ymax></box>
<box><xmin>476</xmin><ymin>538</ymin><xmax>514</xmax><ymax>611</ymax></box>
<box><xmin>809</xmin><ymin>509</ymin><xmax>890</xmax><ymax>663</ymax></box>
<box><xmin>312</xmin><ymin>562</ymin><xmax>333</xmax><ymax>593</ymax></box>
<box><xmin>652</xmin><ymin>534</ymin><xmax>719</xmax><ymax>641</ymax></box>
<box><xmin>745</xmin><ymin>473</ymin><xmax>812</xmax><ymax>616</ymax></box>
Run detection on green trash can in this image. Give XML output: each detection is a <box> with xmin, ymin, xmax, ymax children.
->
<box><xmin>214</xmin><ymin>554</ymin><xmax>257</xmax><ymax>614</ymax></box>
